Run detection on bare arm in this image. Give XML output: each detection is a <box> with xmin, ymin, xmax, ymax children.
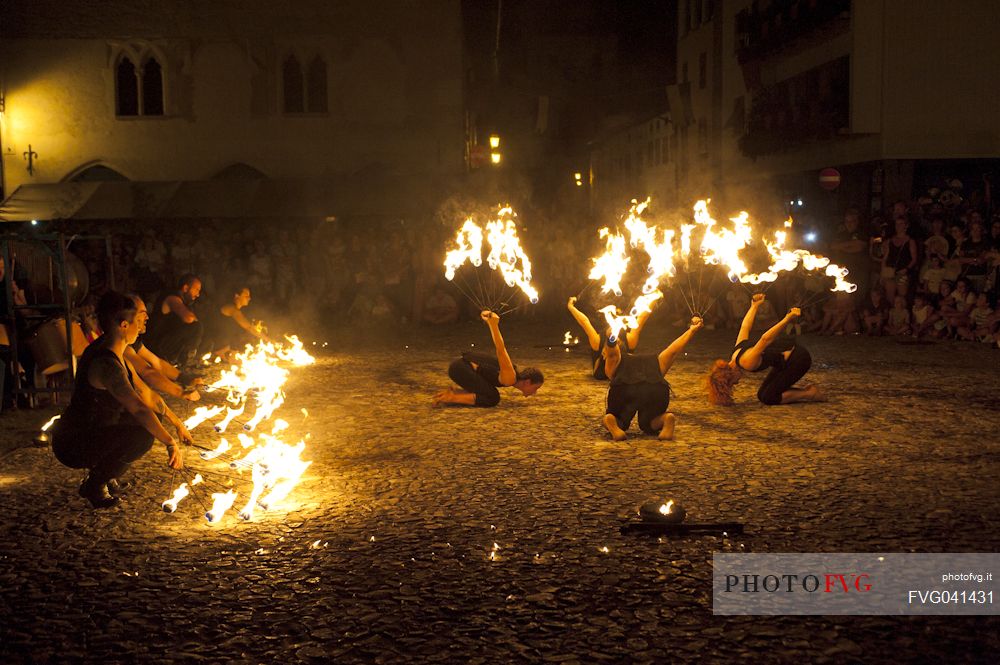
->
<box><xmin>128</xmin><ymin>359</ymin><xmax>194</xmax><ymax>446</ymax></box>
<box><xmin>736</xmin><ymin>294</ymin><xmax>764</xmax><ymax>345</ymax></box>
<box><xmin>567</xmin><ymin>297</ymin><xmax>601</xmax><ymax>351</ymax></box>
<box><xmin>603</xmin><ymin>338</ymin><xmax>622</xmax><ymax>380</ymax></box>
<box><xmin>657</xmin><ymin>317</ymin><xmax>703</xmax><ymax>374</ymax></box>
<box><xmin>166</xmin><ymin>294</ymin><xmax>197</xmax><ymax>323</ymax></box>
<box><xmin>625</xmin><ymin>300</ymin><xmax>656</xmax><ymax>350</ymax></box>
<box><xmin>229</xmin><ymin>307</ymin><xmax>270</xmax><ymax>342</ymax></box>
<box><xmin>739</xmin><ymin>309</ymin><xmax>799</xmax><ymax>370</ymax></box>
<box><xmin>89</xmin><ymin>356</ymin><xmax>183</xmax><ymax>467</ymax></box>
<box><xmin>483</xmin><ymin>311</ymin><xmax>516</xmax><ymax>386</ymax></box>
<box><xmin>125</xmin><ymin>346</ymin><xmax>185</xmax><ymax>399</ymax></box>
<box><xmin>138</xmin><ymin>344</ymin><xmax>179</xmax><ymax>380</ymax></box>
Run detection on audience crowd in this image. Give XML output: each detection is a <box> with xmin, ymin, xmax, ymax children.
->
<box><xmin>2</xmin><ymin>174</ymin><xmax>999</xmax><ymax>411</ymax></box>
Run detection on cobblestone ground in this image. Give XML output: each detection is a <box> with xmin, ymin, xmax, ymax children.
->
<box><xmin>1</xmin><ymin>319</ymin><xmax>999</xmax><ymax>663</ymax></box>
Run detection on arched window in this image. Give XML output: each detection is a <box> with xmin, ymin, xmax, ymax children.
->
<box><xmin>116</xmin><ymin>56</ymin><xmax>139</xmax><ymax>116</ymax></box>
<box><xmin>282</xmin><ymin>55</ymin><xmax>304</xmax><ymax>113</ymax></box>
<box><xmin>142</xmin><ymin>57</ymin><xmax>164</xmax><ymax>115</ymax></box>
<box><xmin>306</xmin><ymin>56</ymin><xmax>328</xmax><ymax>113</ymax></box>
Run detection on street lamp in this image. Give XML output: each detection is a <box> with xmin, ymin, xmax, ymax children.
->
<box><xmin>489</xmin><ymin>134</ymin><xmax>500</xmax><ymax>149</ymax></box>
<box><xmin>574</xmin><ymin>172</ymin><xmax>583</xmax><ymax>187</ymax></box>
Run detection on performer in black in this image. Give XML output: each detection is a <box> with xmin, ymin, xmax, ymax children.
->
<box><xmin>566</xmin><ymin>295</ymin><xmax>656</xmax><ymax>379</ymax></box>
<box><xmin>145</xmin><ymin>273</ymin><xmax>203</xmax><ymax>367</ymax></box>
<box><xmin>707</xmin><ymin>293</ymin><xmax>825</xmax><ymax>406</ymax></box>
<box><xmin>602</xmin><ymin>316</ymin><xmax>703</xmax><ymax>441</ymax></box>
<box><xmin>50</xmin><ymin>291</ymin><xmax>193</xmax><ymax>509</ymax></box>
<box><xmin>433</xmin><ymin>310</ymin><xmax>544</xmax><ymax>407</ymax></box>
<box><xmin>200</xmin><ymin>285</ymin><xmax>271</xmax><ymax>360</ymax></box>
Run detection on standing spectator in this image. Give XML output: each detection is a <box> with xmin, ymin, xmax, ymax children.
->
<box><xmin>132</xmin><ymin>230</ymin><xmax>168</xmax><ymax>296</ymax></box>
<box><xmin>958</xmin><ymin>220</ymin><xmax>990</xmax><ymax>293</ymax></box>
<box><xmin>881</xmin><ymin>217</ymin><xmax>918</xmax><ymax>303</ymax></box>
<box><xmin>830</xmin><ymin>207</ymin><xmax>869</xmax><ymax>297</ymax></box>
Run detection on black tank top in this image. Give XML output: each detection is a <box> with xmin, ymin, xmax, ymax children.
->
<box><xmin>733</xmin><ymin>338</ymin><xmax>793</xmax><ymax>373</ymax></box>
<box><xmin>60</xmin><ymin>345</ymin><xmax>136</xmax><ymax>430</ymax></box>
<box><xmin>609</xmin><ymin>353</ymin><xmax>667</xmax><ymax>386</ymax></box>
<box><xmin>147</xmin><ymin>290</ymin><xmax>189</xmax><ymax>347</ymax></box>
<box><xmin>592</xmin><ymin>334</ymin><xmax>631</xmax><ymax>380</ymax></box>
<box><xmin>462</xmin><ymin>351</ymin><xmax>517</xmax><ymax>387</ymax></box>
<box><xmin>886</xmin><ymin>237</ymin><xmax>913</xmax><ymax>270</ymax></box>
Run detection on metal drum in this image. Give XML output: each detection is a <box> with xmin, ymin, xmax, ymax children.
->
<box><xmin>27</xmin><ymin>318</ymin><xmax>87</xmax><ymax>375</ymax></box>
<box><xmin>11</xmin><ymin>240</ymin><xmax>90</xmax><ymax>307</ymax></box>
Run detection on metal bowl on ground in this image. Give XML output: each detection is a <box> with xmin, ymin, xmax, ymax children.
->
<box><xmin>639</xmin><ymin>499</ymin><xmax>686</xmax><ymax>524</ymax></box>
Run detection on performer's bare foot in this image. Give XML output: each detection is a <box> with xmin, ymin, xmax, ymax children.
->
<box><xmin>808</xmin><ymin>385</ymin><xmax>828</xmax><ymax>402</ymax></box>
<box><xmin>658</xmin><ymin>413</ymin><xmax>676</xmax><ymax>440</ymax></box>
<box><xmin>603</xmin><ymin>414</ymin><xmax>627</xmax><ymax>441</ymax></box>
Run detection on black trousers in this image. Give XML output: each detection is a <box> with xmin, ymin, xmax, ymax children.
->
<box><xmin>51</xmin><ymin>421</ymin><xmax>155</xmax><ymax>486</ymax></box>
<box><xmin>757</xmin><ymin>345</ymin><xmax>812</xmax><ymax>405</ymax></box>
<box><xmin>448</xmin><ymin>358</ymin><xmax>500</xmax><ymax>407</ymax></box>
<box><xmin>606</xmin><ymin>381</ymin><xmax>670</xmax><ymax>434</ymax></box>
<box><xmin>148</xmin><ymin>319</ymin><xmax>204</xmax><ymax>366</ymax></box>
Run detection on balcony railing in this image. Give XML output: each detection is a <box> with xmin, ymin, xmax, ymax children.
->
<box><xmin>735</xmin><ymin>0</ymin><xmax>851</xmax><ymax>64</ymax></box>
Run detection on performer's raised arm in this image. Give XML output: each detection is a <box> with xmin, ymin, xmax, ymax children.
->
<box><xmin>567</xmin><ymin>296</ymin><xmax>601</xmax><ymax>351</ymax></box>
<box><xmin>483</xmin><ymin>310</ymin><xmax>516</xmax><ymax>386</ymax></box>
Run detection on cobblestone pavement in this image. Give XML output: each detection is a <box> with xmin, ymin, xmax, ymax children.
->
<box><xmin>1</xmin><ymin>320</ymin><xmax>999</xmax><ymax>663</ymax></box>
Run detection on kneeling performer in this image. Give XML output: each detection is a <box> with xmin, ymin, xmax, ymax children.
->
<box><xmin>433</xmin><ymin>310</ymin><xmax>544</xmax><ymax>407</ymax></box>
<box><xmin>603</xmin><ymin>316</ymin><xmax>703</xmax><ymax>441</ymax></box>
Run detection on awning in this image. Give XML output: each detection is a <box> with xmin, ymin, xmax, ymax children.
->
<box><xmin>0</xmin><ymin>174</ymin><xmax>449</xmax><ymax>222</ymax></box>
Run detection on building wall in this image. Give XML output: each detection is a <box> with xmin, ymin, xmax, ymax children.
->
<box><xmin>665</xmin><ymin>0</ymin><xmax>1000</xmax><ymax>214</ymax></box>
<box><xmin>0</xmin><ymin>0</ymin><xmax>464</xmax><ymax>195</ymax></box>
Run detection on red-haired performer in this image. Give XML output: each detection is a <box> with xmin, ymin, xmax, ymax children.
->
<box><xmin>602</xmin><ymin>316</ymin><xmax>703</xmax><ymax>441</ymax></box>
<box><xmin>707</xmin><ymin>294</ymin><xmax>825</xmax><ymax>406</ymax></box>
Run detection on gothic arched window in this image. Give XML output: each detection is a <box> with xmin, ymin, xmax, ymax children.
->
<box><xmin>116</xmin><ymin>56</ymin><xmax>139</xmax><ymax>116</ymax></box>
<box><xmin>282</xmin><ymin>55</ymin><xmax>305</xmax><ymax>113</ymax></box>
<box><xmin>306</xmin><ymin>56</ymin><xmax>328</xmax><ymax>113</ymax></box>
<box><xmin>142</xmin><ymin>57</ymin><xmax>164</xmax><ymax>116</ymax></box>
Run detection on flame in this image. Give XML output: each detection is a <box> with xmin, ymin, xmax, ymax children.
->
<box><xmin>693</xmin><ymin>200</ymin><xmax>753</xmax><ymax>282</ymax></box>
<box><xmin>214</xmin><ymin>405</ymin><xmax>246</xmax><ymax>433</ymax></box>
<box><xmin>589</xmin><ymin>228</ymin><xmax>630</xmax><ymax>296</ymax></box>
<box><xmin>485</xmin><ymin>207</ymin><xmax>540</xmax><ymax>304</ymax></box>
<box><xmin>40</xmin><ymin>415</ymin><xmax>60</xmax><ymax>432</ymax></box>
<box><xmin>206</xmin><ymin>490</ymin><xmax>238</xmax><ymax>523</ymax></box>
<box><xmin>161</xmin><ymin>483</ymin><xmax>189</xmax><ymax>512</ymax></box>
<box><xmin>183</xmin><ymin>405</ymin><xmax>224</xmax><ymax>430</ymax></box>
<box><xmin>659</xmin><ymin>500</ymin><xmax>674</xmax><ymax>515</ymax></box>
<box><xmin>741</xmin><ymin>216</ymin><xmax>857</xmax><ymax>293</ymax></box>
<box><xmin>200</xmin><ymin>437</ymin><xmax>231</xmax><ymax>460</ymax></box>
<box><xmin>443</xmin><ymin>218</ymin><xmax>484</xmax><ymax>280</ymax></box>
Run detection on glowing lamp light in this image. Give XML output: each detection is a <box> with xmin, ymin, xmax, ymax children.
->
<box><xmin>489</xmin><ymin>134</ymin><xmax>500</xmax><ymax>149</ymax></box>
<box><xmin>805</xmin><ymin>232</ymin><xmax>817</xmax><ymax>243</ymax></box>
<box><xmin>490</xmin><ymin>152</ymin><xmax>502</xmax><ymax>165</ymax></box>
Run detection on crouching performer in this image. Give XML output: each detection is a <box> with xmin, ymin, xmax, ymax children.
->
<box><xmin>603</xmin><ymin>316</ymin><xmax>703</xmax><ymax>441</ymax></box>
<box><xmin>707</xmin><ymin>293</ymin><xmax>825</xmax><ymax>406</ymax></box>
<box><xmin>50</xmin><ymin>292</ymin><xmax>193</xmax><ymax>509</ymax></box>
<box><xmin>433</xmin><ymin>310</ymin><xmax>544</xmax><ymax>407</ymax></box>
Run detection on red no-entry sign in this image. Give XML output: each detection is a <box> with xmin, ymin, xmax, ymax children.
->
<box><xmin>819</xmin><ymin>167</ymin><xmax>841</xmax><ymax>190</ymax></box>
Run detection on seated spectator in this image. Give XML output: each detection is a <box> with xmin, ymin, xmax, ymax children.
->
<box><xmin>939</xmin><ymin>279</ymin><xmax>976</xmax><ymax>337</ymax></box>
<box><xmin>818</xmin><ymin>291</ymin><xmax>859</xmax><ymax>335</ymax></box>
<box><xmin>885</xmin><ymin>296</ymin><xmax>911</xmax><ymax>336</ymax></box>
<box><xmin>909</xmin><ymin>294</ymin><xmax>935</xmax><ymax>338</ymax></box>
<box><xmin>201</xmin><ymin>286</ymin><xmax>271</xmax><ymax>359</ymax></box>
<box><xmin>422</xmin><ymin>282</ymin><xmax>460</xmax><ymax>325</ymax></box>
<box><xmin>957</xmin><ymin>293</ymin><xmax>994</xmax><ymax>342</ymax></box>
<box><xmin>145</xmin><ymin>274</ymin><xmax>203</xmax><ymax>367</ymax></box>
<box><xmin>959</xmin><ymin>220</ymin><xmax>991</xmax><ymax>294</ymax></box>
<box><xmin>861</xmin><ymin>288</ymin><xmax>889</xmax><ymax>336</ymax></box>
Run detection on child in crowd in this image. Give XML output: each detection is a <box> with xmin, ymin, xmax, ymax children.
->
<box><xmin>940</xmin><ymin>279</ymin><xmax>976</xmax><ymax>336</ymax></box>
<box><xmin>919</xmin><ymin>255</ymin><xmax>947</xmax><ymax>297</ymax></box>
<box><xmin>861</xmin><ymin>288</ymin><xmax>889</xmax><ymax>336</ymax></box>
<box><xmin>910</xmin><ymin>294</ymin><xmax>934</xmax><ymax>338</ymax></box>
<box><xmin>957</xmin><ymin>293</ymin><xmax>994</xmax><ymax>342</ymax></box>
<box><xmin>885</xmin><ymin>296</ymin><xmax>911</xmax><ymax>335</ymax></box>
